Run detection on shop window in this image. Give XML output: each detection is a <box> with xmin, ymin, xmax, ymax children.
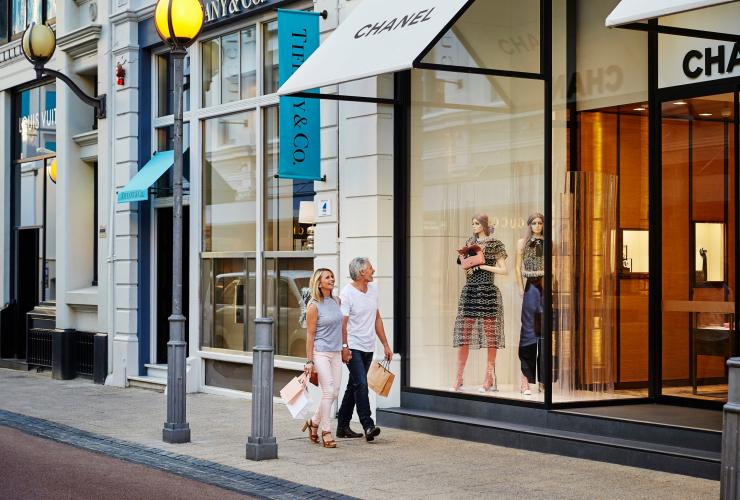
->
<box><xmin>408</xmin><ymin>69</ymin><xmax>545</xmax><ymax>401</ymax></box>
<box><xmin>421</xmin><ymin>0</ymin><xmax>541</xmax><ymax>75</ymax></box>
<box><xmin>201</xmin><ymin>257</ymin><xmax>257</xmax><ymax>352</ymax></box>
<box><xmin>202</xmin><ymin>111</ymin><xmax>256</xmax><ymax>252</ymax></box>
<box><xmin>0</xmin><ymin>0</ymin><xmax>8</xmax><ymax>43</ymax></box>
<box><xmin>10</xmin><ymin>0</ymin><xmax>52</xmax><ymax>37</ymax></box>
<box><xmin>263</xmin><ymin>20</ymin><xmax>279</xmax><ymax>95</ymax></box>
<box><xmin>264</xmin><ymin>257</ymin><xmax>311</xmax><ymax>358</ymax></box>
<box><xmin>201</xmin><ymin>26</ymin><xmax>259</xmax><ymax>107</ymax></box>
<box><xmin>15</xmin><ymin>84</ymin><xmax>56</xmax><ymax>161</ymax></box>
<box><xmin>157</xmin><ymin>53</ymin><xmax>191</xmax><ymax>117</ymax></box>
<box><xmin>263</xmin><ymin>106</ymin><xmax>315</xmax><ymax>251</ymax></box>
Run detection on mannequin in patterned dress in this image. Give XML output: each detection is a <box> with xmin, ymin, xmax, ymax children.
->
<box><xmin>516</xmin><ymin>213</ymin><xmax>545</xmax><ymax>396</ymax></box>
<box><xmin>451</xmin><ymin>213</ymin><xmax>508</xmax><ymax>393</ymax></box>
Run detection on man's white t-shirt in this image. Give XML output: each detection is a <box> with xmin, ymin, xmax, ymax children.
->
<box><xmin>339</xmin><ymin>282</ymin><xmax>379</xmax><ymax>352</ymax></box>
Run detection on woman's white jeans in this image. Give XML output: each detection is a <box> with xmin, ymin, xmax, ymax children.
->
<box><xmin>311</xmin><ymin>351</ymin><xmax>342</xmax><ymax>433</ymax></box>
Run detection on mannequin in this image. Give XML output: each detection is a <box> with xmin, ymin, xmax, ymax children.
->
<box><xmin>516</xmin><ymin>212</ymin><xmax>545</xmax><ymax>396</ymax></box>
<box><xmin>452</xmin><ymin>213</ymin><xmax>508</xmax><ymax>393</ymax></box>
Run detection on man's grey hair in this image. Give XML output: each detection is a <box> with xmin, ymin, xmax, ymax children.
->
<box><xmin>349</xmin><ymin>257</ymin><xmax>371</xmax><ymax>281</ymax></box>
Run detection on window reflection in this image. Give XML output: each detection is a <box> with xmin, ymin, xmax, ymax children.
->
<box><xmin>202</xmin><ymin>258</ymin><xmax>256</xmax><ymax>352</ymax></box>
<box><xmin>263</xmin><ymin>20</ymin><xmax>279</xmax><ymax>95</ymax></box>
<box><xmin>202</xmin><ymin>112</ymin><xmax>257</xmax><ymax>252</ymax></box>
<box><xmin>265</xmin><ymin>258</ymin><xmax>311</xmax><ymax>358</ymax></box>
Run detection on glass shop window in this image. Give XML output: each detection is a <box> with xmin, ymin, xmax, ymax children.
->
<box><xmin>157</xmin><ymin>53</ymin><xmax>191</xmax><ymax>117</ymax></box>
<box><xmin>408</xmin><ymin>69</ymin><xmax>545</xmax><ymax>402</ymax></box>
<box><xmin>202</xmin><ymin>111</ymin><xmax>257</xmax><ymax>252</ymax></box>
<box><xmin>201</xmin><ymin>26</ymin><xmax>260</xmax><ymax>108</ymax></box>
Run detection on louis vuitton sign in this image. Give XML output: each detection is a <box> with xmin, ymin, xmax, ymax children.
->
<box><xmin>205</xmin><ymin>0</ymin><xmax>285</xmax><ymax>25</ymax></box>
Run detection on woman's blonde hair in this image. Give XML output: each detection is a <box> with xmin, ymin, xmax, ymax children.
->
<box><xmin>309</xmin><ymin>268</ymin><xmax>335</xmax><ymax>302</ymax></box>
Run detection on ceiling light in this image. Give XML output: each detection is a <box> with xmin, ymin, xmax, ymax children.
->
<box><xmin>673</xmin><ymin>101</ymin><xmax>687</xmax><ymax>105</ymax></box>
<box><xmin>633</xmin><ymin>107</ymin><xmax>645</xmax><ymax>111</ymax></box>
<box><xmin>699</xmin><ymin>113</ymin><xmax>712</xmax><ymax>116</ymax></box>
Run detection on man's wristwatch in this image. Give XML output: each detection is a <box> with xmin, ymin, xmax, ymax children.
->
<box><xmin>342</xmin><ymin>343</ymin><xmax>349</xmax><ymax>349</ymax></box>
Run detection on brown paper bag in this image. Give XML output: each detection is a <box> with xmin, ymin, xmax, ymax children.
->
<box><xmin>367</xmin><ymin>360</ymin><xmax>394</xmax><ymax>397</ymax></box>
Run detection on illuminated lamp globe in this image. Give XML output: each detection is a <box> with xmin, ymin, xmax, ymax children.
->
<box><xmin>22</xmin><ymin>23</ymin><xmax>56</xmax><ymax>66</ymax></box>
<box><xmin>154</xmin><ymin>0</ymin><xmax>205</xmax><ymax>48</ymax></box>
<box><xmin>49</xmin><ymin>159</ymin><xmax>57</xmax><ymax>184</ymax></box>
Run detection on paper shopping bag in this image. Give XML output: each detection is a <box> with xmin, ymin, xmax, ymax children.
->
<box><xmin>367</xmin><ymin>360</ymin><xmax>395</xmax><ymax>397</ymax></box>
<box><xmin>280</xmin><ymin>373</ymin><xmax>307</xmax><ymax>405</ymax></box>
<box><xmin>285</xmin><ymin>390</ymin><xmax>311</xmax><ymax>419</ymax></box>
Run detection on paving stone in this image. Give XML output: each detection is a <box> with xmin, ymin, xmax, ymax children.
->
<box><xmin>0</xmin><ymin>368</ymin><xmax>720</xmax><ymax>499</ymax></box>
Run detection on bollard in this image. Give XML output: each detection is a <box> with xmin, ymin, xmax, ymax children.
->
<box><xmin>721</xmin><ymin>357</ymin><xmax>740</xmax><ymax>498</ymax></box>
<box><xmin>246</xmin><ymin>317</ymin><xmax>278</xmax><ymax>461</ymax></box>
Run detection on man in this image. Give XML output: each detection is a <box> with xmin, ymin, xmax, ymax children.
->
<box><xmin>336</xmin><ymin>257</ymin><xmax>393</xmax><ymax>442</ymax></box>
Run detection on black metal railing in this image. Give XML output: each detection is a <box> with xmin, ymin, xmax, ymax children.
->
<box><xmin>75</xmin><ymin>331</ymin><xmax>95</xmax><ymax>377</ymax></box>
<box><xmin>27</xmin><ymin>328</ymin><xmax>53</xmax><ymax>368</ymax></box>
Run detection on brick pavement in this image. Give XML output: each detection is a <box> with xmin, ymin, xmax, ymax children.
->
<box><xmin>0</xmin><ymin>368</ymin><xmax>720</xmax><ymax>499</ymax></box>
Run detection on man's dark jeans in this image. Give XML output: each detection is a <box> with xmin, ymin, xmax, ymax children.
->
<box><xmin>337</xmin><ymin>349</ymin><xmax>374</xmax><ymax>430</ymax></box>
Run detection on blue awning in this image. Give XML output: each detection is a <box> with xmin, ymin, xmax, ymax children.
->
<box><xmin>117</xmin><ymin>151</ymin><xmax>175</xmax><ymax>203</ymax></box>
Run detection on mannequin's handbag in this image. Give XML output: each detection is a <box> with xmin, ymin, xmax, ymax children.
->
<box><xmin>367</xmin><ymin>360</ymin><xmax>395</xmax><ymax>397</ymax></box>
<box><xmin>457</xmin><ymin>244</ymin><xmax>485</xmax><ymax>270</ymax></box>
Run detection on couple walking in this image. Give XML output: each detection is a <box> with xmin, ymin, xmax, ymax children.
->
<box><xmin>302</xmin><ymin>257</ymin><xmax>393</xmax><ymax>448</ymax></box>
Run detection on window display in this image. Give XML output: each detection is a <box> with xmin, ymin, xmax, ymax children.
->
<box><xmin>409</xmin><ymin>69</ymin><xmax>545</xmax><ymax>401</ymax></box>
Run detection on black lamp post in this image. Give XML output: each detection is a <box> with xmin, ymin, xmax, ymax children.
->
<box><xmin>153</xmin><ymin>0</ymin><xmax>204</xmax><ymax>444</ymax></box>
<box><xmin>21</xmin><ymin>23</ymin><xmax>106</xmax><ymax>119</ymax></box>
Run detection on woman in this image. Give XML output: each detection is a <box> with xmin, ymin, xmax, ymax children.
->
<box><xmin>516</xmin><ymin>213</ymin><xmax>545</xmax><ymax>396</ymax></box>
<box><xmin>302</xmin><ymin>268</ymin><xmax>343</xmax><ymax>448</ymax></box>
<box><xmin>452</xmin><ymin>214</ymin><xmax>508</xmax><ymax>393</ymax></box>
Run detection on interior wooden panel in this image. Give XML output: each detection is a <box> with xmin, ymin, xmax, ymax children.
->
<box><xmin>619</xmin><ymin>114</ymin><xmax>649</xmax><ymax>228</ymax></box>
<box><xmin>692</xmin><ymin>120</ymin><xmax>728</xmax><ymax>222</ymax></box>
<box><xmin>662</xmin><ymin>118</ymin><xmax>691</xmax><ymax>382</ymax></box>
<box><xmin>618</xmin><ymin>113</ymin><xmax>649</xmax><ymax>384</ymax></box>
<box><xmin>619</xmin><ymin>279</ymin><xmax>649</xmax><ymax>382</ymax></box>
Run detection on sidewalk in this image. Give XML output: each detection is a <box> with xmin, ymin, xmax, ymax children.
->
<box><xmin>0</xmin><ymin>368</ymin><xmax>719</xmax><ymax>499</ymax></box>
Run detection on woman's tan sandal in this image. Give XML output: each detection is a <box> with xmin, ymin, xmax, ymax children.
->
<box><xmin>321</xmin><ymin>431</ymin><xmax>337</xmax><ymax>448</ymax></box>
<box><xmin>301</xmin><ymin>418</ymin><xmax>319</xmax><ymax>444</ymax></box>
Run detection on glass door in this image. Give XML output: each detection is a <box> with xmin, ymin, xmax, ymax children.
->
<box><xmin>661</xmin><ymin>91</ymin><xmax>737</xmax><ymax>402</ymax></box>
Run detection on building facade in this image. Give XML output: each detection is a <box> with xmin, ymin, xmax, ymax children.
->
<box><xmin>1</xmin><ymin>0</ymin><xmax>740</xmax><ymax>475</ymax></box>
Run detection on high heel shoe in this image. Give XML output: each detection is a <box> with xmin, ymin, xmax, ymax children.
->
<box><xmin>321</xmin><ymin>431</ymin><xmax>337</xmax><ymax>448</ymax></box>
<box><xmin>478</xmin><ymin>374</ymin><xmax>498</xmax><ymax>393</ymax></box>
<box><xmin>450</xmin><ymin>378</ymin><xmax>464</xmax><ymax>392</ymax></box>
<box><xmin>301</xmin><ymin>418</ymin><xmax>319</xmax><ymax>444</ymax></box>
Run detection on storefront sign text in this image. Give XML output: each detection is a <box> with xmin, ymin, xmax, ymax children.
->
<box><xmin>683</xmin><ymin>43</ymin><xmax>740</xmax><ymax>79</ymax></box>
<box><xmin>204</xmin><ymin>0</ymin><xmax>273</xmax><ymax>24</ymax></box>
<box><xmin>354</xmin><ymin>8</ymin><xmax>435</xmax><ymax>39</ymax></box>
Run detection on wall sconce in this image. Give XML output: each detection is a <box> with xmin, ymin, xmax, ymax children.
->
<box><xmin>298</xmin><ymin>201</ymin><xmax>316</xmax><ymax>250</ymax></box>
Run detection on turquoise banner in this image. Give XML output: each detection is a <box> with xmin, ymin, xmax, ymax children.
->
<box><xmin>278</xmin><ymin>9</ymin><xmax>321</xmax><ymax>181</ymax></box>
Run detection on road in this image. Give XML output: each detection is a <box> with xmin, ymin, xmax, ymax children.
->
<box><xmin>0</xmin><ymin>425</ymin><xmax>253</xmax><ymax>500</ymax></box>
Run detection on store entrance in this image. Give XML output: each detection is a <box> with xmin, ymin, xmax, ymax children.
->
<box><xmin>660</xmin><ymin>90</ymin><xmax>738</xmax><ymax>403</ymax></box>
<box><xmin>155</xmin><ymin>206</ymin><xmax>190</xmax><ymax>365</ymax></box>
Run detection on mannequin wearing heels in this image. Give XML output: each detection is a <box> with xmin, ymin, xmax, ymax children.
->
<box><xmin>516</xmin><ymin>212</ymin><xmax>545</xmax><ymax>397</ymax></box>
<box><xmin>451</xmin><ymin>213</ymin><xmax>508</xmax><ymax>393</ymax></box>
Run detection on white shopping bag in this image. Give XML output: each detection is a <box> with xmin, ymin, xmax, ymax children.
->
<box><xmin>285</xmin><ymin>389</ymin><xmax>311</xmax><ymax>419</ymax></box>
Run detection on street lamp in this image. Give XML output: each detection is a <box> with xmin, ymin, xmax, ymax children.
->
<box><xmin>21</xmin><ymin>23</ymin><xmax>106</xmax><ymax>119</ymax></box>
<box><xmin>154</xmin><ymin>0</ymin><xmax>204</xmax><ymax>444</ymax></box>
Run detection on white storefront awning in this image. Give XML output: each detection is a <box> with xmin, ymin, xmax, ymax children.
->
<box><xmin>606</xmin><ymin>0</ymin><xmax>737</xmax><ymax>27</ymax></box>
<box><xmin>277</xmin><ymin>0</ymin><xmax>471</xmax><ymax>96</ymax></box>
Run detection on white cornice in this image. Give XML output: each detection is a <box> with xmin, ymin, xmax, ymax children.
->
<box><xmin>110</xmin><ymin>4</ymin><xmax>154</xmax><ymax>25</ymax></box>
<box><xmin>0</xmin><ymin>40</ymin><xmax>23</xmax><ymax>69</ymax></box>
<box><xmin>57</xmin><ymin>25</ymin><xmax>102</xmax><ymax>59</ymax></box>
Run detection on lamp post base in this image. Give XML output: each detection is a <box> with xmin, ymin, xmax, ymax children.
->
<box><xmin>245</xmin><ymin>436</ymin><xmax>278</xmax><ymax>461</ymax></box>
<box><xmin>163</xmin><ymin>422</ymin><xmax>191</xmax><ymax>444</ymax></box>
